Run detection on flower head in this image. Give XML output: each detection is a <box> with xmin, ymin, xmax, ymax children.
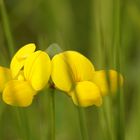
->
<box><xmin>0</xmin><ymin>43</ymin><xmax>51</xmax><ymax>107</ymax></box>
<box><xmin>51</xmin><ymin>51</ymin><xmax>123</xmax><ymax>107</ymax></box>
<box><xmin>51</xmin><ymin>51</ymin><xmax>102</xmax><ymax>107</ymax></box>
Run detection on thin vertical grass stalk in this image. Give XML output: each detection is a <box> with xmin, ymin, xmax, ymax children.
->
<box><xmin>0</xmin><ymin>0</ymin><xmax>14</xmax><ymax>58</ymax></box>
<box><xmin>15</xmin><ymin>108</ymin><xmax>31</xmax><ymax>140</ymax></box>
<box><xmin>74</xmin><ymin>90</ymin><xmax>89</xmax><ymax>140</ymax></box>
<box><xmin>98</xmin><ymin>106</ymin><xmax>112</xmax><ymax>140</ymax></box>
<box><xmin>77</xmin><ymin>107</ymin><xmax>89</xmax><ymax>140</ymax></box>
<box><xmin>49</xmin><ymin>88</ymin><xmax>55</xmax><ymax>140</ymax></box>
<box><xmin>113</xmin><ymin>0</ymin><xmax>125</xmax><ymax>139</ymax></box>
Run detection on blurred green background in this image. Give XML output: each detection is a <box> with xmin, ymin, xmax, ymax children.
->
<box><xmin>0</xmin><ymin>0</ymin><xmax>140</xmax><ymax>140</ymax></box>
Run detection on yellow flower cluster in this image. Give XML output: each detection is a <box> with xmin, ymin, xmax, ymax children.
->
<box><xmin>51</xmin><ymin>51</ymin><xmax>123</xmax><ymax>107</ymax></box>
<box><xmin>0</xmin><ymin>44</ymin><xmax>51</xmax><ymax>107</ymax></box>
<box><xmin>0</xmin><ymin>44</ymin><xmax>123</xmax><ymax>107</ymax></box>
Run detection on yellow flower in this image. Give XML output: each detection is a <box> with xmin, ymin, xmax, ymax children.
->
<box><xmin>0</xmin><ymin>43</ymin><xmax>51</xmax><ymax>107</ymax></box>
<box><xmin>51</xmin><ymin>51</ymin><xmax>124</xmax><ymax>107</ymax></box>
<box><xmin>51</xmin><ymin>51</ymin><xmax>102</xmax><ymax>107</ymax></box>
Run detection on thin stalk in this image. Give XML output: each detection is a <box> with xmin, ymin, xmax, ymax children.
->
<box><xmin>38</xmin><ymin>90</ymin><xmax>48</xmax><ymax>140</ymax></box>
<box><xmin>0</xmin><ymin>0</ymin><xmax>14</xmax><ymax>58</ymax></box>
<box><xmin>49</xmin><ymin>88</ymin><xmax>55</xmax><ymax>140</ymax></box>
<box><xmin>116</xmin><ymin>89</ymin><xmax>125</xmax><ymax>140</ymax></box>
<box><xmin>113</xmin><ymin>0</ymin><xmax>125</xmax><ymax>139</ymax></box>
<box><xmin>15</xmin><ymin>108</ymin><xmax>31</xmax><ymax>140</ymax></box>
<box><xmin>74</xmin><ymin>89</ymin><xmax>89</xmax><ymax>140</ymax></box>
<box><xmin>98</xmin><ymin>107</ymin><xmax>110</xmax><ymax>140</ymax></box>
<box><xmin>77</xmin><ymin>107</ymin><xmax>89</xmax><ymax>140</ymax></box>
<box><xmin>99</xmin><ymin>97</ymin><xmax>116</xmax><ymax>140</ymax></box>
<box><xmin>105</xmin><ymin>97</ymin><xmax>116</xmax><ymax>140</ymax></box>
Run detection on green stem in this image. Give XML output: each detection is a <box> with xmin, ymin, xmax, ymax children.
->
<box><xmin>15</xmin><ymin>108</ymin><xmax>30</xmax><ymax>140</ymax></box>
<box><xmin>113</xmin><ymin>0</ymin><xmax>125</xmax><ymax>139</ymax></box>
<box><xmin>98</xmin><ymin>107</ymin><xmax>110</xmax><ymax>140</ymax></box>
<box><xmin>77</xmin><ymin>107</ymin><xmax>89</xmax><ymax>140</ymax></box>
<box><xmin>99</xmin><ymin>96</ymin><xmax>116</xmax><ymax>140</ymax></box>
<box><xmin>0</xmin><ymin>0</ymin><xmax>15</xmax><ymax>58</ymax></box>
<box><xmin>74</xmin><ymin>89</ymin><xmax>89</xmax><ymax>140</ymax></box>
<box><xmin>105</xmin><ymin>97</ymin><xmax>116</xmax><ymax>140</ymax></box>
<box><xmin>49</xmin><ymin>89</ymin><xmax>55</xmax><ymax>140</ymax></box>
<box><xmin>116</xmin><ymin>89</ymin><xmax>125</xmax><ymax>140</ymax></box>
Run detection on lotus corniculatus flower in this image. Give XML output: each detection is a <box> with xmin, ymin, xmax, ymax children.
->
<box><xmin>51</xmin><ymin>51</ymin><xmax>123</xmax><ymax>107</ymax></box>
<box><xmin>0</xmin><ymin>43</ymin><xmax>51</xmax><ymax>107</ymax></box>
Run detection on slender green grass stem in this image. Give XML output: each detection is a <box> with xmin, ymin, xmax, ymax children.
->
<box><xmin>113</xmin><ymin>0</ymin><xmax>125</xmax><ymax>139</ymax></box>
<box><xmin>49</xmin><ymin>89</ymin><xmax>55</xmax><ymax>140</ymax></box>
<box><xmin>0</xmin><ymin>0</ymin><xmax>14</xmax><ymax>58</ymax></box>
<box><xmin>116</xmin><ymin>89</ymin><xmax>125</xmax><ymax>140</ymax></box>
<box><xmin>105</xmin><ymin>97</ymin><xmax>116</xmax><ymax>140</ymax></box>
<box><xmin>99</xmin><ymin>97</ymin><xmax>116</xmax><ymax>140</ymax></box>
<box><xmin>77</xmin><ymin>107</ymin><xmax>89</xmax><ymax>140</ymax></box>
<box><xmin>74</xmin><ymin>90</ymin><xmax>89</xmax><ymax>140</ymax></box>
<box><xmin>15</xmin><ymin>108</ymin><xmax>31</xmax><ymax>140</ymax></box>
<box><xmin>15</xmin><ymin>108</ymin><xmax>22</xmax><ymax>138</ymax></box>
<box><xmin>98</xmin><ymin>107</ymin><xmax>110</xmax><ymax>140</ymax></box>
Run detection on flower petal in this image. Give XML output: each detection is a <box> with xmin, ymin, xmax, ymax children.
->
<box><xmin>0</xmin><ymin>66</ymin><xmax>12</xmax><ymax>92</ymax></box>
<box><xmin>92</xmin><ymin>70</ymin><xmax>124</xmax><ymax>96</ymax></box>
<box><xmin>51</xmin><ymin>53</ymin><xmax>73</xmax><ymax>93</ymax></box>
<box><xmin>10</xmin><ymin>43</ymin><xmax>36</xmax><ymax>78</ymax></box>
<box><xmin>71</xmin><ymin>81</ymin><xmax>102</xmax><ymax>107</ymax></box>
<box><xmin>2</xmin><ymin>80</ymin><xmax>36</xmax><ymax>107</ymax></box>
<box><xmin>24</xmin><ymin>51</ymin><xmax>51</xmax><ymax>91</ymax></box>
<box><xmin>51</xmin><ymin>51</ymin><xmax>95</xmax><ymax>93</ymax></box>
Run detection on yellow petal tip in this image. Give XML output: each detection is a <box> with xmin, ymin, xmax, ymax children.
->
<box><xmin>10</xmin><ymin>43</ymin><xmax>36</xmax><ymax>78</ymax></box>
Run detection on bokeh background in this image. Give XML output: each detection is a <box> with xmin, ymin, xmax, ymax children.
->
<box><xmin>0</xmin><ymin>0</ymin><xmax>140</xmax><ymax>140</ymax></box>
